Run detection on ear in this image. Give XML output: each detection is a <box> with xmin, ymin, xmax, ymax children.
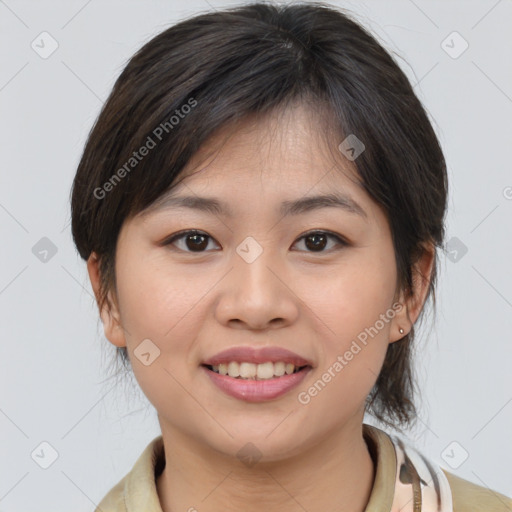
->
<box><xmin>389</xmin><ymin>242</ymin><xmax>436</xmax><ymax>343</ymax></box>
<box><xmin>86</xmin><ymin>252</ymin><xmax>127</xmax><ymax>348</ymax></box>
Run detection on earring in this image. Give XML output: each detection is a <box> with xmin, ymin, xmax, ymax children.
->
<box><xmin>399</xmin><ymin>327</ymin><xmax>404</xmax><ymax>334</ymax></box>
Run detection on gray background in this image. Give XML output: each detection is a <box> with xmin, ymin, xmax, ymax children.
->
<box><xmin>1</xmin><ymin>0</ymin><xmax>511</xmax><ymax>510</ymax></box>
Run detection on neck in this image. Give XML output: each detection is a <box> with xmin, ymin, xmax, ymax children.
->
<box><xmin>156</xmin><ymin>420</ymin><xmax>376</xmax><ymax>512</ymax></box>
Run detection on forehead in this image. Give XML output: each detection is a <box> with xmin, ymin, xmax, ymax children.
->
<box><xmin>131</xmin><ymin>103</ymin><xmax>389</xmax><ymax>234</ymax></box>
<box><xmin>171</xmin><ymin>102</ymin><xmax>363</xmax><ymax>194</ymax></box>
<box><xmin>133</xmin><ymin>100</ymin><xmax>386</xmax><ymax>229</ymax></box>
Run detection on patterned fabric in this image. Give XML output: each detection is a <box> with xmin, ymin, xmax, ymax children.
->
<box><xmin>388</xmin><ymin>433</ymin><xmax>453</xmax><ymax>512</ymax></box>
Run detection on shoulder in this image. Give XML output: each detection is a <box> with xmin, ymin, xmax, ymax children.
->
<box><xmin>442</xmin><ymin>469</ymin><xmax>512</xmax><ymax>512</ymax></box>
<box><xmin>94</xmin><ymin>435</ymin><xmax>165</xmax><ymax>512</ymax></box>
<box><xmin>94</xmin><ymin>476</ymin><xmax>127</xmax><ymax>512</ymax></box>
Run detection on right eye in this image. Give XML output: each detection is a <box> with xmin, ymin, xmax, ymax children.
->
<box><xmin>163</xmin><ymin>230</ymin><xmax>220</xmax><ymax>253</ymax></box>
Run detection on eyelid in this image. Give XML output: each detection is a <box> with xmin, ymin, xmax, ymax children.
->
<box><xmin>160</xmin><ymin>229</ymin><xmax>216</xmax><ymax>247</ymax></box>
<box><xmin>293</xmin><ymin>229</ymin><xmax>349</xmax><ymax>251</ymax></box>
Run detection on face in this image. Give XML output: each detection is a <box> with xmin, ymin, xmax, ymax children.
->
<box><xmin>89</xmin><ymin>103</ymin><xmax>426</xmax><ymax>461</ymax></box>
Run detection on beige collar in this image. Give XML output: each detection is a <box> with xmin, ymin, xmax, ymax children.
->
<box><xmin>122</xmin><ymin>424</ymin><xmax>397</xmax><ymax>512</ymax></box>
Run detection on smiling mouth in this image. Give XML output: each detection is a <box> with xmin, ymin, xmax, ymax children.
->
<box><xmin>202</xmin><ymin>362</ymin><xmax>310</xmax><ymax>380</ymax></box>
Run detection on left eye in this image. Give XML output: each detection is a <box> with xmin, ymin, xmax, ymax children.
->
<box><xmin>293</xmin><ymin>230</ymin><xmax>348</xmax><ymax>252</ymax></box>
<box><xmin>163</xmin><ymin>229</ymin><xmax>347</xmax><ymax>253</ymax></box>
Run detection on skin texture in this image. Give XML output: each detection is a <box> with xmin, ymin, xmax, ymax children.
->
<box><xmin>87</xmin><ymin>103</ymin><xmax>434</xmax><ymax>512</ymax></box>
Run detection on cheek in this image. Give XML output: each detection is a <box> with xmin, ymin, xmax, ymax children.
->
<box><xmin>113</xmin><ymin>257</ymin><xmax>210</xmax><ymax>411</ymax></box>
<box><xmin>297</xmin><ymin>242</ymin><xmax>397</xmax><ymax>410</ymax></box>
<box><xmin>297</xmin><ymin>274</ymin><xmax>395</xmax><ymax>425</ymax></box>
<box><xmin>310</xmin><ymin>245</ymin><xmax>397</xmax><ymax>342</ymax></box>
<box><xmin>116</xmin><ymin>254</ymin><xmax>205</xmax><ymax>337</ymax></box>
<box><xmin>114</xmin><ymin>254</ymin><xmax>214</xmax><ymax>395</ymax></box>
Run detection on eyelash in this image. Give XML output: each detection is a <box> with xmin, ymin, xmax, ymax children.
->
<box><xmin>162</xmin><ymin>229</ymin><xmax>349</xmax><ymax>254</ymax></box>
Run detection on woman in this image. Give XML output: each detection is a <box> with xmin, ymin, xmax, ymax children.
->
<box><xmin>70</xmin><ymin>2</ymin><xmax>511</xmax><ymax>511</ymax></box>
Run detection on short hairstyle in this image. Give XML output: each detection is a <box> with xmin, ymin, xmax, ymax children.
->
<box><xmin>70</xmin><ymin>1</ymin><xmax>448</xmax><ymax>432</ymax></box>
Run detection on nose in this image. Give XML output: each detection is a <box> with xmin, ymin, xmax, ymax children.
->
<box><xmin>214</xmin><ymin>245</ymin><xmax>300</xmax><ymax>331</ymax></box>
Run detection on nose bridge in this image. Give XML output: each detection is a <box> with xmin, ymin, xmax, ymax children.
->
<box><xmin>234</xmin><ymin>234</ymin><xmax>282</xmax><ymax>296</ymax></box>
<box><xmin>215</xmin><ymin>233</ymin><xmax>298</xmax><ymax>329</ymax></box>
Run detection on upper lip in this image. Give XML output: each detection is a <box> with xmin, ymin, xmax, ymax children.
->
<box><xmin>202</xmin><ymin>346</ymin><xmax>314</xmax><ymax>367</ymax></box>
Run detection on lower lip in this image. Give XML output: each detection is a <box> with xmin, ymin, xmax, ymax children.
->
<box><xmin>202</xmin><ymin>365</ymin><xmax>311</xmax><ymax>402</ymax></box>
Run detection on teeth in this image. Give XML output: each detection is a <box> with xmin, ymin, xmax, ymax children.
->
<box><xmin>227</xmin><ymin>361</ymin><xmax>240</xmax><ymax>377</ymax></box>
<box><xmin>257</xmin><ymin>361</ymin><xmax>274</xmax><ymax>379</ymax></box>
<box><xmin>239</xmin><ymin>362</ymin><xmax>256</xmax><ymax>379</ymax></box>
<box><xmin>274</xmin><ymin>362</ymin><xmax>285</xmax><ymax>376</ymax></box>
<box><xmin>210</xmin><ymin>361</ymin><xmax>304</xmax><ymax>380</ymax></box>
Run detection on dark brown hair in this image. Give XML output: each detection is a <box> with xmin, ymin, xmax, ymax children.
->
<box><xmin>70</xmin><ymin>1</ymin><xmax>448</xmax><ymax>432</ymax></box>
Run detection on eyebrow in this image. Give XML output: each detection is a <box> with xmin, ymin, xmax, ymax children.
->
<box><xmin>143</xmin><ymin>192</ymin><xmax>368</xmax><ymax>220</ymax></box>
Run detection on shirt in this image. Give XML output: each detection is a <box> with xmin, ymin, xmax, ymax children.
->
<box><xmin>94</xmin><ymin>423</ymin><xmax>512</xmax><ymax>511</ymax></box>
